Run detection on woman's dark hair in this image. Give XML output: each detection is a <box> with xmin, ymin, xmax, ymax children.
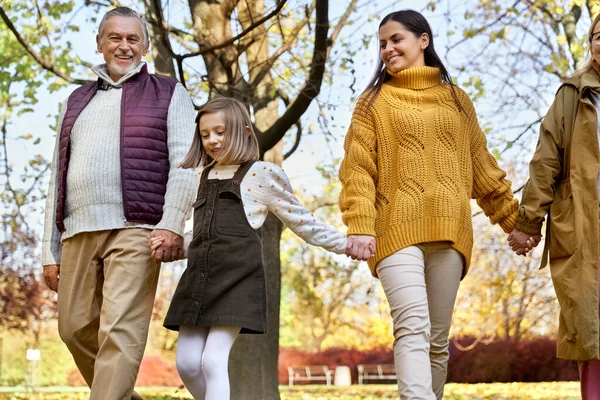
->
<box><xmin>363</xmin><ymin>9</ymin><xmax>462</xmax><ymax>111</ymax></box>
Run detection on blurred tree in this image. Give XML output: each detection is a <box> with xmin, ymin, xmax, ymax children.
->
<box><xmin>280</xmin><ymin>161</ymin><xmax>386</xmax><ymax>351</ymax></box>
<box><xmin>0</xmin><ymin>265</ymin><xmax>56</xmax><ymax>344</ymax></box>
<box><xmin>451</xmin><ymin>215</ymin><xmax>559</xmax><ymax>349</ymax></box>
<box><xmin>430</xmin><ymin>0</ymin><xmax>598</xmax><ymax>154</ymax></box>
<box><xmin>0</xmin><ymin>15</ymin><xmax>56</xmax><ymax>351</ymax></box>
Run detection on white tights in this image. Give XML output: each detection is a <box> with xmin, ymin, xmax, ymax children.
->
<box><xmin>176</xmin><ymin>325</ymin><xmax>240</xmax><ymax>400</ymax></box>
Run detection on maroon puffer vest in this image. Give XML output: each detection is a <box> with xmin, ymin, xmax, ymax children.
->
<box><xmin>55</xmin><ymin>64</ymin><xmax>178</xmax><ymax>232</ymax></box>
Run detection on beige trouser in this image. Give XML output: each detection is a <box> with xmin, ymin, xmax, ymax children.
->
<box><xmin>58</xmin><ymin>229</ymin><xmax>160</xmax><ymax>400</ymax></box>
<box><xmin>376</xmin><ymin>243</ymin><xmax>463</xmax><ymax>400</ymax></box>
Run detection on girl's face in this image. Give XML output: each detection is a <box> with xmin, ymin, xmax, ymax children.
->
<box><xmin>591</xmin><ymin>20</ymin><xmax>600</xmax><ymax>66</ymax></box>
<box><xmin>199</xmin><ymin>111</ymin><xmax>226</xmax><ymax>161</ymax></box>
<box><xmin>379</xmin><ymin>20</ymin><xmax>428</xmax><ymax>73</ymax></box>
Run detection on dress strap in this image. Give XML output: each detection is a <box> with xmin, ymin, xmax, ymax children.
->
<box><xmin>199</xmin><ymin>163</ymin><xmax>214</xmax><ymax>183</ymax></box>
<box><xmin>231</xmin><ymin>160</ymin><xmax>257</xmax><ymax>184</ymax></box>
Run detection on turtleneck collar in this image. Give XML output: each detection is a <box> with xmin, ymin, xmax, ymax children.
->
<box><xmin>386</xmin><ymin>66</ymin><xmax>442</xmax><ymax>90</ymax></box>
<box><xmin>92</xmin><ymin>61</ymin><xmax>146</xmax><ymax>87</ymax></box>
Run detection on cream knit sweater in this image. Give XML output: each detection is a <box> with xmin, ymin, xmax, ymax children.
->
<box><xmin>42</xmin><ymin>62</ymin><xmax>196</xmax><ymax>266</ymax></box>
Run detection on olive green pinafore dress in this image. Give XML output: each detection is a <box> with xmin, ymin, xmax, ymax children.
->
<box><xmin>163</xmin><ymin>161</ymin><xmax>267</xmax><ymax>334</ymax></box>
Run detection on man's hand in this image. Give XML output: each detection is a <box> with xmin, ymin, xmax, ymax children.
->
<box><xmin>508</xmin><ymin>228</ymin><xmax>542</xmax><ymax>256</ymax></box>
<box><xmin>43</xmin><ymin>264</ymin><xmax>60</xmax><ymax>292</ymax></box>
<box><xmin>346</xmin><ymin>235</ymin><xmax>376</xmax><ymax>261</ymax></box>
<box><xmin>148</xmin><ymin>229</ymin><xmax>184</xmax><ymax>262</ymax></box>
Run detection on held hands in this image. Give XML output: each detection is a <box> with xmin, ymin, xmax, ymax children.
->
<box><xmin>346</xmin><ymin>235</ymin><xmax>376</xmax><ymax>261</ymax></box>
<box><xmin>147</xmin><ymin>229</ymin><xmax>184</xmax><ymax>262</ymax></box>
<box><xmin>507</xmin><ymin>228</ymin><xmax>542</xmax><ymax>257</ymax></box>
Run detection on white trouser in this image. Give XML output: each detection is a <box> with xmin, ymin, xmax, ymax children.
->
<box><xmin>376</xmin><ymin>243</ymin><xmax>463</xmax><ymax>400</ymax></box>
<box><xmin>176</xmin><ymin>325</ymin><xmax>240</xmax><ymax>400</ymax></box>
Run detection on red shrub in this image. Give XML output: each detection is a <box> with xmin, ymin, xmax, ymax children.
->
<box><xmin>447</xmin><ymin>337</ymin><xmax>579</xmax><ymax>383</ymax></box>
<box><xmin>280</xmin><ymin>338</ymin><xmax>579</xmax><ymax>385</ymax></box>
<box><xmin>136</xmin><ymin>356</ymin><xmax>183</xmax><ymax>386</ymax></box>
<box><xmin>278</xmin><ymin>347</ymin><xmax>393</xmax><ymax>384</ymax></box>
<box><xmin>66</xmin><ymin>356</ymin><xmax>183</xmax><ymax>387</ymax></box>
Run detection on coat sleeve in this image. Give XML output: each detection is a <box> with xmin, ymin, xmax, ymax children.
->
<box><xmin>514</xmin><ymin>86</ymin><xmax>572</xmax><ymax>235</ymax></box>
<box><xmin>462</xmin><ymin>91</ymin><xmax>519</xmax><ymax>233</ymax></box>
<box><xmin>338</xmin><ymin>96</ymin><xmax>378</xmax><ymax>236</ymax></box>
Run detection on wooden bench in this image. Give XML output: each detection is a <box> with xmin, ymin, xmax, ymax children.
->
<box><xmin>287</xmin><ymin>365</ymin><xmax>333</xmax><ymax>386</ymax></box>
<box><xmin>357</xmin><ymin>364</ymin><xmax>397</xmax><ymax>384</ymax></box>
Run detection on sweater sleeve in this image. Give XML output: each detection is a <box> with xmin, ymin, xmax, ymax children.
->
<box><xmin>154</xmin><ymin>83</ymin><xmax>197</xmax><ymax>236</ymax></box>
<box><xmin>181</xmin><ymin>169</ymin><xmax>202</xmax><ymax>258</ymax></box>
<box><xmin>462</xmin><ymin>91</ymin><xmax>519</xmax><ymax>233</ymax></box>
<box><xmin>514</xmin><ymin>86</ymin><xmax>571</xmax><ymax>235</ymax></box>
<box><xmin>254</xmin><ymin>162</ymin><xmax>346</xmax><ymax>254</ymax></box>
<box><xmin>41</xmin><ymin>101</ymin><xmax>67</xmax><ymax>266</ymax></box>
<box><xmin>338</xmin><ymin>97</ymin><xmax>378</xmax><ymax>236</ymax></box>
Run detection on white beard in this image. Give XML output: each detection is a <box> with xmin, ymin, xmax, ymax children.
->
<box><xmin>107</xmin><ymin>58</ymin><xmax>139</xmax><ymax>80</ymax></box>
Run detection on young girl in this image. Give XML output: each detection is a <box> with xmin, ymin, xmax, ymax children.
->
<box><xmin>339</xmin><ymin>10</ymin><xmax>519</xmax><ymax>400</ymax></box>
<box><xmin>150</xmin><ymin>96</ymin><xmax>370</xmax><ymax>400</ymax></box>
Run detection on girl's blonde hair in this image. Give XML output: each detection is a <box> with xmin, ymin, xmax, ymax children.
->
<box><xmin>179</xmin><ymin>97</ymin><xmax>260</xmax><ymax>169</ymax></box>
<box><xmin>572</xmin><ymin>13</ymin><xmax>600</xmax><ymax>79</ymax></box>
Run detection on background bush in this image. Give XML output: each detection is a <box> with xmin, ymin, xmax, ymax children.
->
<box><xmin>447</xmin><ymin>337</ymin><xmax>578</xmax><ymax>383</ymax></box>
<box><xmin>279</xmin><ymin>337</ymin><xmax>579</xmax><ymax>385</ymax></box>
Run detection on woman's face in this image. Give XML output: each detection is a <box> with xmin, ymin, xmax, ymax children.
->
<box><xmin>379</xmin><ymin>20</ymin><xmax>428</xmax><ymax>73</ymax></box>
<box><xmin>591</xmin><ymin>20</ymin><xmax>600</xmax><ymax>66</ymax></box>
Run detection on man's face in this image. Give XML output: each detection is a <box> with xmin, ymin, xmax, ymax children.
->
<box><xmin>96</xmin><ymin>16</ymin><xmax>148</xmax><ymax>82</ymax></box>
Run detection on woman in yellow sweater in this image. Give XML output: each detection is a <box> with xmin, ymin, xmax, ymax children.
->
<box><xmin>339</xmin><ymin>10</ymin><xmax>519</xmax><ymax>399</ymax></box>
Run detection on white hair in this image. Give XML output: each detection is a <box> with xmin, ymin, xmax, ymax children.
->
<box><xmin>98</xmin><ymin>7</ymin><xmax>149</xmax><ymax>45</ymax></box>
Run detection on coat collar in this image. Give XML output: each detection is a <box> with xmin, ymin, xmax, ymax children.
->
<box><xmin>563</xmin><ymin>67</ymin><xmax>600</xmax><ymax>100</ymax></box>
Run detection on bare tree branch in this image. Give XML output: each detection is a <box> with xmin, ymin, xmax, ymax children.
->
<box><xmin>181</xmin><ymin>0</ymin><xmax>288</xmax><ymax>59</ymax></box>
<box><xmin>560</xmin><ymin>4</ymin><xmax>583</xmax><ymax>70</ymax></box>
<box><xmin>329</xmin><ymin>0</ymin><xmax>358</xmax><ymax>49</ymax></box>
<box><xmin>84</xmin><ymin>0</ymin><xmax>119</xmax><ymax>6</ymax></box>
<box><xmin>32</xmin><ymin>0</ymin><xmax>55</xmax><ymax>64</ymax></box>
<box><xmin>446</xmin><ymin>0</ymin><xmax>520</xmax><ymax>51</ymax></box>
<box><xmin>259</xmin><ymin>0</ymin><xmax>330</xmax><ymax>152</ymax></box>
<box><xmin>0</xmin><ymin>6</ymin><xmax>92</xmax><ymax>85</ymax></box>
<box><xmin>250</xmin><ymin>1</ymin><xmax>316</xmax><ymax>87</ymax></box>
<box><xmin>283</xmin><ymin>121</ymin><xmax>302</xmax><ymax>160</ymax></box>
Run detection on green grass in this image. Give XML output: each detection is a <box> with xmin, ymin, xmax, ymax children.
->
<box><xmin>280</xmin><ymin>382</ymin><xmax>581</xmax><ymax>400</ymax></box>
<box><xmin>0</xmin><ymin>382</ymin><xmax>581</xmax><ymax>399</ymax></box>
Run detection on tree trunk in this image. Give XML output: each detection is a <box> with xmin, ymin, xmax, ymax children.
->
<box><xmin>229</xmin><ymin>212</ymin><xmax>283</xmax><ymax>399</ymax></box>
<box><xmin>228</xmin><ymin>1</ymin><xmax>283</xmax><ymax>397</ymax></box>
<box><xmin>142</xmin><ymin>0</ymin><xmax>177</xmax><ymax>77</ymax></box>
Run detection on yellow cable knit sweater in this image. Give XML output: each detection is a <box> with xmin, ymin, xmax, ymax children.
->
<box><xmin>339</xmin><ymin>66</ymin><xmax>518</xmax><ymax>278</ymax></box>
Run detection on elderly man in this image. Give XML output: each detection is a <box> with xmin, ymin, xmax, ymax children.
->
<box><xmin>41</xmin><ymin>6</ymin><xmax>195</xmax><ymax>399</ymax></box>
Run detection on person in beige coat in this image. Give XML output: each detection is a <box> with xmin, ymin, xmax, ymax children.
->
<box><xmin>509</xmin><ymin>14</ymin><xmax>600</xmax><ymax>400</ymax></box>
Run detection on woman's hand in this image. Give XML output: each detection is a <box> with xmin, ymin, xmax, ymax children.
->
<box><xmin>346</xmin><ymin>235</ymin><xmax>376</xmax><ymax>261</ymax></box>
<box><xmin>508</xmin><ymin>228</ymin><xmax>542</xmax><ymax>256</ymax></box>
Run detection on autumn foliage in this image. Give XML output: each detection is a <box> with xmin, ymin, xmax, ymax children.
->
<box><xmin>67</xmin><ymin>356</ymin><xmax>183</xmax><ymax>387</ymax></box>
<box><xmin>447</xmin><ymin>337</ymin><xmax>578</xmax><ymax>382</ymax></box>
<box><xmin>279</xmin><ymin>347</ymin><xmax>394</xmax><ymax>384</ymax></box>
<box><xmin>279</xmin><ymin>337</ymin><xmax>579</xmax><ymax>385</ymax></box>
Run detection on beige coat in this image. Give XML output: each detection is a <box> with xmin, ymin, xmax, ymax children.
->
<box><xmin>516</xmin><ymin>70</ymin><xmax>600</xmax><ymax>360</ymax></box>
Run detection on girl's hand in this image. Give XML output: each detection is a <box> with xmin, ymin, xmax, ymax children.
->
<box><xmin>148</xmin><ymin>236</ymin><xmax>165</xmax><ymax>248</ymax></box>
<box><xmin>368</xmin><ymin>239</ymin><xmax>376</xmax><ymax>258</ymax></box>
<box><xmin>346</xmin><ymin>235</ymin><xmax>376</xmax><ymax>261</ymax></box>
<box><xmin>147</xmin><ymin>235</ymin><xmax>165</xmax><ymax>254</ymax></box>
